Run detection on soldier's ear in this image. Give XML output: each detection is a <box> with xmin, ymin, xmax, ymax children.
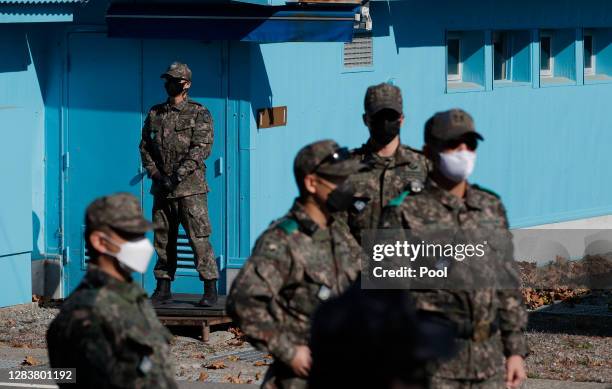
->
<box><xmin>90</xmin><ymin>230</ymin><xmax>120</xmax><ymax>256</ymax></box>
<box><xmin>303</xmin><ymin>174</ymin><xmax>318</xmax><ymax>195</ymax></box>
<box><xmin>362</xmin><ymin>113</ymin><xmax>369</xmax><ymax>127</ymax></box>
<box><xmin>184</xmin><ymin>81</ymin><xmax>192</xmax><ymax>90</ymax></box>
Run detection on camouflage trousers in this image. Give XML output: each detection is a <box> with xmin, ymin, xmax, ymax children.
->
<box><xmin>429</xmin><ymin>373</ymin><xmax>506</xmax><ymax>389</ymax></box>
<box><xmin>152</xmin><ymin>193</ymin><xmax>219</xmax><ymax>281</ymax></box>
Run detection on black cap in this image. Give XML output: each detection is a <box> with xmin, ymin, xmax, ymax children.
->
<box><xmin>425</xmin><ymin>108</ymin><xmax>484</xmax><ymax>144</ymax></box>
<box><xmin>364</xmin><ymin>83</ymin><xmax>403</xmax><ymax>116</ymax></box>
<box><xmin>294</xmin><ymin>140</ymin><xmax>365</xmax><ymax>184</ymax></box>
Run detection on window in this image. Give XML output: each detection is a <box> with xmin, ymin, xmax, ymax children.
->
<box><xmin>584</xmin><ymin>32</ymin><xmax>595</xmax><ymax>76</ymax></box>
<box><xmin>493</xmin><ymin>32</ymin><xmax>510</xmax><ymax>81</ymax></box>
<box><xmin>539</xmin><ymin>29</ymin><xmax>576</xmax><ymax>86</ymax></box>
<box><xmin>446</xmin><ymin>31</ymin><xmax>485</xmax><ymax>92</ymax></box>
<box><xmin>583</xmin><ymin>28</ymin><xmax>612</xmax><ymax>82</ymax></box>
<box><xmin>540</xmin><ymin>34</ymin><xmax>553</xmax><ymax>77</ymax></box>
<box><xmin>447</xmin><ymin>37</ymin><xmax>461</xmax><ymax>81</ymax></box>
<box><xmin>492</xmin><ymin>30</ymin><xmax>531</xmax><ymax>87</ymax></box>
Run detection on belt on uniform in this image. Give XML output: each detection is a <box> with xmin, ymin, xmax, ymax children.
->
<box><xmin>455</xmin><ymin>319</ymin><xmax>499</xmax><ymax>342</ymax></box>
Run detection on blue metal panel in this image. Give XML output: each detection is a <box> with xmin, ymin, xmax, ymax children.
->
<box><xmin>0</xmin><ymin>29</ymin><xmax>36</xmax><ymax>305</ymax></box>
<box><xmin>0</xmin><ymin>253</ymin><xmax>32</xmax><ymax>307</ymax></box>
<box><xmin>64</xmin><ymin>32</ymin><xmax>143</xmax><ymax>292</ymax></box>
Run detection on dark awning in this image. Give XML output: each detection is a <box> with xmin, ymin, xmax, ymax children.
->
<box><xmin>106</xmin><ymin>2</ymin><xmax>364</xmax><ymax>43</ymax></box>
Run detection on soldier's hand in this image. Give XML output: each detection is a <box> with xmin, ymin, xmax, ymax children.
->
<box><xmin>160</xmin><ymin>175</ymin><xmax>178</xmax><ymax>192</ymax></box>
<box><xmin>290</xmin><ymin>345</ymin><xmax>312</xmax><ymax>378</ymax></box>
<box><xmin>152</xmin><ymin>171</ymin><xmax>163</xmax><ymax>182</ymax></box>
<box><xmin>505</xmin><ymin>355</ymin><xmax>526</xmax><ymax>388</ymax></box>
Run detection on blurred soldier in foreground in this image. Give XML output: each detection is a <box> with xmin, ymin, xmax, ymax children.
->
<box><xmin>227</xmin><ymin>140</ymin><xmax>365</xmax><ymax>389</ymax></box>
<box><xmin>380</xmin><ymin>109</ymin><xmax>528</xmax><ymax>389</ymax></box>
<box><xmin>139</xmin><ymin>62</ymin><xmax>218</xmax><ymax>307</ymax></box>
<box><xmin>309</xmin><ymin>280</ymin><xmax>457</xmax><ymax>389</ymax></box>
<box><xmin>341</xmin><ymin>83</ymin><xmax>429</xmax><ymax>243</ymax></box>
<box><xmin>47</xmin><ymin>193</ymin><xmax>177</xmax><ymax>389</ymax></box>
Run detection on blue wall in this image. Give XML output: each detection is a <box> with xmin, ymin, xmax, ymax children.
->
<box><xmin>5</xmin><ymin>0</ymin><xmax>612</xmax><ymax>302</ymax></box>
<box><xmin>246</xmin><ymin>0</ymin><xmax>612</xmax><ymax>247</ymax></box>
<box><xmin>0</xmin><ymin>27</ymin><xmax>39</xmax><ymax>305</ymax></box>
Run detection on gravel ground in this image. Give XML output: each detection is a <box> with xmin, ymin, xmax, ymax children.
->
<box><xmin>0</xmin><ymin>302</ymin><xmax>609</xmax><ymax>385</ymax></box>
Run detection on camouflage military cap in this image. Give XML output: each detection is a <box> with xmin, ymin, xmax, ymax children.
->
<box><xmin>294</xmin><ymin>140</ymin><xmax>364</xmax><ymax>182</ymax></box>
<box><xmin>364</xmin><ymin>83</ymin><xmax>403</xmax><ymax>115</ymax></box>
<box><xmin>160</xmin><ymin>62</ymin><xmax>192</xmax><ymax>81</ymax></box>
<box><xmin>85</xmin><ymin>192</ymin><xmax>152</xmax><ymax>234</ymax></box>
<box><xmin>425</xmin><ymin>108</ymin><xmax>484</xmax><ymax>144</ymax></box>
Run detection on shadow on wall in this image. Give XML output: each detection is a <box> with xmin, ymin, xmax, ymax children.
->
<box><xmin>0</xmin><ymin>27</ymin><xmax>30</xmax><ymax>73</ymax></box>
<box><xmin>32</xmin><ymin>211</ymin><xmax>41</xmax><ymax>260</ymax></box>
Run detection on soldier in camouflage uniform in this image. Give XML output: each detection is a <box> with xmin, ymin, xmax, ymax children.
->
<box><xmin>47</xmin><ymin>193</ymin><xmax>177</xmax><ymax>389</ymax></box>
<box><xmin>139</xmin><ymin>62</ymin><xmax>219</xmax><ymax>307</ymax></box>
<box><xmin>341</xmin><ymin>83</ymin><xmax>429</xmax><ymax>243</ymax></box>
<box><xmin>227</xmin><ymin>140</ymin><xmax>364</xmax><ymax>389</ymax></box>
<box><xmin>380</xmin><ymin>109</ymin><xmax>528</xmax><ymax>389</ymax></box>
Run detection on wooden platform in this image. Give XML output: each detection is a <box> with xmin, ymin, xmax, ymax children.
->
<box><xmin>153</xmin><ymin>294</ymin><xmax>233</xmax><ymax>342</ymax></box>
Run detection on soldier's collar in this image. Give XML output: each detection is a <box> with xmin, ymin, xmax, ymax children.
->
<box><xmin>364</xmin><ymin>141</ymin><xmax>420</xmax><ymax>169</ymax></box>
<box><xmin>290</xmin><ymin>200</ymin><xmax>325</xmax><ymax>236</ymax></box>
<box><xmin>426</xmin><ymin>178</ymin><xmax>477</xmax><ymax>211</ymax></box>
<box><xmin>167</xmin><ymin>98</ymin><xmax>189</xmax><ymax>112</ymax></box>
<box><xmin>84</xmin><ymin>264</ymin><xmax>146</xmax><ymax>301</ymax></box>
<box><xmin>464</xmin><ymin>185</ymin><xmax>484</xmax><ymax>210</ymax></box>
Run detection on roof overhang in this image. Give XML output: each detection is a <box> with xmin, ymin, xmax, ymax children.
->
<box><xmin>0</xmin><ymin>0</ymin><xmax>86</xmax><ymax>23</ymax></box>
<box><xmin>106</xmin><ymin>2</ymin><xmax>367</xmax><ymax>43</ymax></box>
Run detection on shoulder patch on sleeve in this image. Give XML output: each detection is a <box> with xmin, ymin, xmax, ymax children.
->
<box><xmin>277</xmin><ymin>218</ymin><xmax>299</xmax><ymax>235</ymax></box>
<box><xmin>473</xmin><ymin>184</ymin><xmax>501</xmax><ymax>199</ymax></box>
<box><xmin>388</xmin><ymin>190</ymin><xmax>410</xmax><ymax>207</ymax></box>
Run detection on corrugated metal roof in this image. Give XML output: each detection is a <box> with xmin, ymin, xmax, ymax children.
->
<box><xmin>0</xmin><ymin>0</ymin><xmax>85</xmax><ymax>3</ymax></box>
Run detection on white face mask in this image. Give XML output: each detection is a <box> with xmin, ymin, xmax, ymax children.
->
<box><xmin>438</xmin><ymin>150</ymin><xmax>476</xmax><ymax>182</ymax></box>
<box><xmin>102</xmin><ymin>235</ymin><xmax>154</xmax><ymax>274</ymax></box>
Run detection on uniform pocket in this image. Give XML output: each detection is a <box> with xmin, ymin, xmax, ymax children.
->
<box><xmin>175</xmin><ymin>116</ymin><xmax>195</xmax><ymax>131</ymax></box>
<box><xmin>185</xmin><ymin>198</ymin><xmax>212</xmax><ymax>237</ymax></box>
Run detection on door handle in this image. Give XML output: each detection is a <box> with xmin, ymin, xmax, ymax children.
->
<box><xmin>215</xmin><ymin>157</ymin><xmax>223</xmax><ymax>176</ymax></box>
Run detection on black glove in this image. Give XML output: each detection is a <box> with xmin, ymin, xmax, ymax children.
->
<box><xmin>159</xmin><ymin>176</ymin><xmax>178</xmax><ymax>192</ymax></box>
<box><xmin>160</xmin><ymin>175</ymin><xmax>179</xmax><ymax>192</ymax></box>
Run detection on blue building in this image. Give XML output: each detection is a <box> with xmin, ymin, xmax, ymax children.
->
<box><xmin>2</xmin><ymin>0</ymin><xmax>612</xmax><ymax>306</ymax></box>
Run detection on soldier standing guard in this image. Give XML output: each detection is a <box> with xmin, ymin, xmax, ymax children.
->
<box><xmin>47</xmin><ymin>193</ymin><xmax>177</xmax><ymax>389</ymax></box>
<box><xmin>380</xmin><ymin>109</ymin><xmax>528</xmax><ymax>389</ymax></box>
<box><xmin>139</xmin><ymin>62</ymin><xmax>219</xmax><ymax>307</ymax></box>
<box><xmin>227</xmin><ymin>140</ymin><xmax>365</xmax><ymax>389</ymax></box>
<box><xmin>341</xmin><ymin>83</ymin><xmax>429</xmax><ymax>244</ymax></box>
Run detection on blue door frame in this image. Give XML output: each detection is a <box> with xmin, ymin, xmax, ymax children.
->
<box><xmin>62</xmin><ymin>30</ymin><xmax>232</xmax><ymax>295</ymax></box>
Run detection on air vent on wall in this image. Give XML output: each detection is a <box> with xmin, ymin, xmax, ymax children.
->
<box><xmin>344</xmin><ymin>34</ymin><xmax>373</xmax><ymax>68</ymax></box>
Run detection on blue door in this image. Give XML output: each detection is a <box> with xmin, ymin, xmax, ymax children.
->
<box><xmin>65</xmin><ymin>33</ymin><xmax>226</xmax><ymax>295</ymax></box>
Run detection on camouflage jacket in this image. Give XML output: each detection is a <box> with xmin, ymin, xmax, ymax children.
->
<box><xmin>342</xmin><ymin>142</ymin><xmax>429</xmax><ymax>243</ymax></box>
<box><xmin>139</xmin><ymin>98</ymin><xmax>213</xmax><ymax>199</ymax></box>
<box><xmin>47</xmin><ymin>266</ymin><xmax>177</xmax><ymax>389</ymax></box>
<box><xmin>380</xmin><ymin>179</ymin><xmax>528</xmax><ymax>380</ymax></box>
<box><xmin>227</xmin><ymin>200</ymin><xmax>362</xmax><ymax>370</ymax></box>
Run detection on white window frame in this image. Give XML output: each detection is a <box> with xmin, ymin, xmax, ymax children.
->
<box><xmin>584</xmin><ymin>31</ymin><xmax>595</xmax><ymax>76</ymax></box>
<box><xmin>446</xmin><ymin>34</ymin><xmax>462</xmax><ymax>82</ymax></box>
<box><xmin>540</xmin><ymin>32</ymin><xmax>554</xmax><ymax>77</ymax></box>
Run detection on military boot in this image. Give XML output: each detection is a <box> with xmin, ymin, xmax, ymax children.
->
<box><xmin>198</xmin><ymin>280</ymin><xmax>218</xmax><ymax>307</ymax></box>
<box><xmin>151</xmin><ymin>279</ymin><xmax>172</xmax><ymax>303</ymax></box>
